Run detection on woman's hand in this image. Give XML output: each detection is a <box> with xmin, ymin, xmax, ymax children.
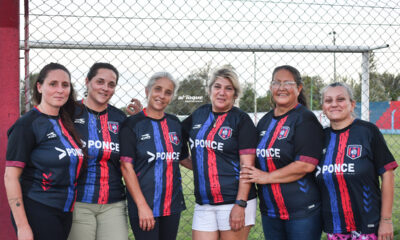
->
<box><xmin>126</xmin><ymin>98</ymin><xmax>143</xmax><ymax>116</ymax></box>
<box><xmin>229</xmin><ymin>205</ymin><xmax>245</xmax><ymax>232</ymax></box>
<box><xmin>240</xmin><ymin>165</ymin><xmax>269</xmax><ymax>184</ymax></box>
<box><xmin>138</xmin><ymin>204</ymin><xmax>156</xmax><ymax>231</ymax></box>
<box><xmin>17</xmin><ymin>224</ymin><xmax>34</xmax><ymax>240</ymax></box>
<box><xmin>378</xmin><ymin>218</ymin><xmax>393</xmax><ymax>240</ymax></box>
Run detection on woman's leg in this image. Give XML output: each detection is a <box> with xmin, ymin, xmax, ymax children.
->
<box><xmin>261</xmin><ymin>214</ymin><xmax>286</xmax><ymax>240</ymax></box>
<box><xmin>285</xmin><ymin>210</ymin><xmax>322</xmax><ymax>240</ymax></box>
<box><xmin>23</xmin><ymin>197</ymin><xmax>72</xmax><ymax>240</ymax></box>
<box><xmin>158</xmin><ymin>213</ymin><xmax>181</xmax><ymax>240</ymax></box>
<box><xmin>96</xmin><ymin>201</ymin><xmax>129</xmax><ymax>240</ymax></box>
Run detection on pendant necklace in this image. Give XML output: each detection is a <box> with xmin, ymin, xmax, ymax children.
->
<box><xmin>84</xmin><ymin>101</ymin><xmax>106</xmax><ymax>134</ymax></box>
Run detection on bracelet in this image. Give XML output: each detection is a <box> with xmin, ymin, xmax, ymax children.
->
<box><xmin>381</xmin><ymin>219</ymin><xmax>393</xmax><ymax>224</ymax></box>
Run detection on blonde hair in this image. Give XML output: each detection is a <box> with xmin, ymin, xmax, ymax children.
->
<box><xmin>208</xmin><ymin>66</ymin><xmax>241</xmax><ymax>98</ymax></box>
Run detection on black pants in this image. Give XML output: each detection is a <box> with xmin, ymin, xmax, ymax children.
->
<box><xmin>11</xmin><ymin>197</ymin><xmax>72</xmax><ymax>240</ymax></box>
<box><xmin>130</xmin><ymin>212</ymin><xmax>181</xmax><ymax>240</ymax></box>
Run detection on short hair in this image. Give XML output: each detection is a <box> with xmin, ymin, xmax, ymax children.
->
<box><xmin>87</xmin><ymin>62</ymin><xmax>119</xmax><ymax>84</ymax></box>
<box><xmin>208</xmin><ymin>67</ymin><xmax>241</xmax><ymax>98</ymax></box>
<box><xmin>146</xmin><ymin>72</ymin><xmax>178</xmax><ymax>97</ymax></box>
<box><xmin>320</xmin><ymin>82</ymin><xmax>355</xmax><ymax>104</ymax></box>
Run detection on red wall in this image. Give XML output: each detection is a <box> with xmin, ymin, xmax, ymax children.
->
<box><xmin>0</xmin><ymin>0</ymin><xmax>20</xmax><ymax>239</ymax></box>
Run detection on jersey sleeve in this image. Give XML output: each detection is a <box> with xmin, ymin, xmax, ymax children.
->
<box><xmin>371</xmin><ymin>125</ymin><xmax>398</xmax><ymax>175</ymax></box>
<box><xmin>181</xmin><ymin>114</ymin><xmax>192</xmax><ymax>136</ymax></box>
<box><xmin>237</xmin><ymin>113</ymin><xmax>257</xmax><ymax>155</ymax></box>
<box><xmin>6</xmin><ymin>121</ymin><xmax>36</xmax><ymax>168</ymax></box>
<box><xmin>119</xmin><ymin>119</ymin><xmax>137</xmax><ymax>165</ymax></box>
<box><xmin>293</xmin><ymin>115</ymin><xmax>324</xmax><ymax>165</ymax></box>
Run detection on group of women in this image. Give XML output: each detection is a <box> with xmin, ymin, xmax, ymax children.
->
<box><xmin>4</xmin><ymin>62</ymin><xmax>397</xmax><ymax>240</ymax></box>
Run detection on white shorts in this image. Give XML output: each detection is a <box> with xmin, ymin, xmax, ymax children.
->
<box><xmin>192</xmin><ymin>198</ymin><xmax>257</xmax><ymax>231</ymax></box>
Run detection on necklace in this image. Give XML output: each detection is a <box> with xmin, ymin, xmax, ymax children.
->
<box><xmin>83</xmin><ymin>103</ymin><xmax>107</xmax><ymax>134</ymax></box>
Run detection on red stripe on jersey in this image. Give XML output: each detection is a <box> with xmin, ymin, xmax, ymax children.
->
<box><xmin>58</xmin><ymin>119</ymin><xmax>84</xmax><ymax>211</ymax></box>
<box><xmin>335</xmin><ymin>130</ymin><xmax>356</xmax><ymax>232</ymax></box>
<box><xmin>98</xmin><ymin>114</ymin><xmax>112</xmax><ymax>204</ymax></box>
<box><xmin>266</xmin><ymin>116</ymin><xmax>289</xmax><ymax>220</ymax></box>
<box><xmin>206</xmin><ymin>113</ymin><xmax>228</xmax><ymax>203</ymax></box>
<box><xmin>6</xmin><ymin>161</ymin><xmax>26</xmax><ymax>168</ymax></box>
<box><xmin>120</xmin><ymin>156</ymin><xmax>133</xmax><ymax>163</ymax></box>
<box><xmin>384</xmin><ymin>161</ymin><xmax>398</xmax><ymax>171</ymax></box>
<box><xmin>160</xmin><ymin>119</ymin><xmax>174</xmax><ymax>216</ymax></box>
<box><xmin>239</xmin><ymin>148</ymin><xmax>256</xmax><ymax>155</ymax></box>
<box><xmin>297</xmin><ymin>155</ymin><xmax>319</xmax><ymax>165</ymax></box>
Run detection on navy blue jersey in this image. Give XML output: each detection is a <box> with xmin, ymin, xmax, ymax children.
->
<box><xmin>74</xmin><ymin>103</ymin><xmax>126</xmax><ymax>204</ymax></box>
<box><xmin>256</xmin><ymin>104</ymin><xmax>323</xmax><ymax>220</ymax></box>
<box><xmin>182</xmin><ymin>104</ymin><xmax>257</xmax><ymax>205</ymax></box>
<box><xmin>119</xmin><ymin>109</ymin><xmax>188</xmax><ymax>217</ymax></box>
<box><xmin>315</xmin><ymin>119</ymin><xmax>398</xmax><ymax>234</ymax></box>
<box><xmin>6</xmin><ymin>108</ymin><xmax>84</xmax><ymax>212</ymax></box>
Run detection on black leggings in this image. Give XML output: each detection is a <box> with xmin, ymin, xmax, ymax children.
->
<box><xmin>11</xmin><ymin>197</ymin><xmax>72</xmax><ymax>240</ymax></box>
<box><xmin>130</xmin><ymin>212</ymin><xmax>181</xmax><ymax>240</ymax></box>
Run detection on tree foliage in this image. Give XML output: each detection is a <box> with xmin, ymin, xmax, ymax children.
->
<box><xmin>239</xmin><ymin>83</ymin><xmax>273</xmax><ymax>112</ymax></box>
<box><xmin>166</xmin><ymin>64</ymin><xmax>211</xmax><ymax>115</ymax></box>
<box><xmin>302</xmin><ymin>75</ymin><xmax>325</xmax><ymax>110</ymax></box>
<box><xmin>20</xmin><ymin>73</ymin><xmax>38</xmax><ymax>114</ymax></box>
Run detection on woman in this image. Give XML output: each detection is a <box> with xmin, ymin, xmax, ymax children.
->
<box><xmin>68</xmin><ymin>63</ymin><xmax>134</xmax><ymax>240</ymax></box>
<box><xmin>182</xmin><ymin>67</ymin><xmax>258</xmax><ymax>240</ymax></box>
<box><xmin>316</xmin><ymin>82</ymin><xmax>397</xmax><ymax>240</ymax></box>
<box><xmin>240</xmin><ymin>65</ymin><xmax>324</xmax><ymax>240</ymax></box>
<box><xmin>119</xmin><ymin>72</ymin><xmax>189</xmax><ymax>240</ymax></box>
<box><xmin>5</xmin><ymin>63</ymin><xmax>85</xmax><ymax>240</ymax></box>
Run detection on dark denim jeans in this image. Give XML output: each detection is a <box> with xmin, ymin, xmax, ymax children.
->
<box><xmin>261</xmin><ymin>210</ymin><xmax>322</xmax><ymax>240</ymax></box>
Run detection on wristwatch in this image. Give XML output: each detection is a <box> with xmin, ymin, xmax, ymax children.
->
<box><xmin>235</xmin><ymin>199</ymin><xmax>247</xmax><ymax>208</ymax></box>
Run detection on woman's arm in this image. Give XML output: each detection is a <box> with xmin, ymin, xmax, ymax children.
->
<box><xmin>230</xmin><ymin>154</ymin><xmax>255</xmax><ymax>231</ymax></box>
<box><xmin>120</xmin><ymin>161</ymin><xmax>155</xmax><ymax>231</ymax></box>
<box><xmin>4</xmin><ymin>167</ymin><xmax>33</xmax><ymax>240</ymax></box>
<box><xmin>240</xmin><ymin>161</ymin><xmax>315</xmax><ymax>184</ymax></box>
<box><xmin>179</xmin><ymin>157</ymin><xmax>192</xmax><ymax>170</ymax></box>
<box><xmin>378</xmin><ymin>170</ymin><xmax>394</xmax><ymax>240</ymax></box>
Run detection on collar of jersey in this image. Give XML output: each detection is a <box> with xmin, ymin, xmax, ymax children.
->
<box><xmin>143</xmin><ymin>108</ymin><xmax>166</xmax><ymax>121</ymax></box>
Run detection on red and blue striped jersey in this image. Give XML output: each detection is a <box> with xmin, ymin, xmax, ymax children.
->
<box><xmin>315</xmin><ymin>119</ymin><xmax>398</xmax><ymax>234</ymax></box>
<box><xmin>119</xmin><ymin>110</ymin><xmax>188</xmax><ymax>217</ymax></box>
<box><xmin>6</xmin><ymin>108</ymin><xmax>84</xmax><ymax>212</ymax></box>
<box><xmin>74</xmin><ymin>104</ymin><xmax>126</xmax><ymax>204</ymax></box>
<box><xmin>182</xmin><ymin>104</ymin><xmax>257</xmax><ymax>205</ymax></box>
<box><xmin>256</xmin><ymin>104</ymin><xmax>323</xmax><ymax>220</ymax></box>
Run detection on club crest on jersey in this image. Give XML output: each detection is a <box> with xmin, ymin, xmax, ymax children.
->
<box><xmin>218</xmin><ymin>127</ymin><xmax>232</xmax><ymax>140</ymax></box>
<box><xmin>277</xmin><ymin>126</ymin><xmax>290</xmax><ymax>140</ymax></box>
<box><xmin>107</xmin><ymin>121</ymin><xmax>119</xmax><ymax>134</ymax></box>
<box><xmin>169</xmin><ymin>132</ymin><xmax>180</xmax><ymax>145</ymax></box>
<box><xmin>347</xmin><ymin>145</ymin><xmax>362</xmax><ymax>160</ymax></box>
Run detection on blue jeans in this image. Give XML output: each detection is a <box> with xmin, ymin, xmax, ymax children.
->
<box><xmin>261</xmin><ymin>210</ymin><xmax>322</xmax><ymax>240</ymax></box>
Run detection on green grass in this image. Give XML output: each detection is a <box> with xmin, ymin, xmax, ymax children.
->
<box><xmin>129</xmin><ymin>134</ymin><xmax>400</xmax><ymax>239</ymax></box>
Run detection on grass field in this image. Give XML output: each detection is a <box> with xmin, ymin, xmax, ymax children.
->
<box><xmin>129</xmin><ymin>134</ymin><xmax>400</xmax><ymax>239</ymax></box>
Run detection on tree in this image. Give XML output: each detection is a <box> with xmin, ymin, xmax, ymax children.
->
<box><xmin>239</xmin><ymin>83</ymin><xmax>273</xmax><ymax>112</ymax></box>
<box><xmin>166</xmin><ymin>64</ymin><xmax>211</xmax><ymax>115</ymax></box>
<box><xmin>302</xmin><ymin>75</ymin><xmax>324</xmax><ymax>110</ymax></box>
<box><xmin>20</xmin><ymin>73</ymin><xmax>38</xmax><ymax>114</ymax></box>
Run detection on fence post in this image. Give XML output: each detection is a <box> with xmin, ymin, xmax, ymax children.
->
<box><xmin>361</xmin><ymin>51</ymin><xmax>370</xmax><ymax>121</ymax></box>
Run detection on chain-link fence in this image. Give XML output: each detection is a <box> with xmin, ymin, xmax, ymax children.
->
<box><xmin>20</xmin><ymin>1</ymin><xmax>400</xmax><ymax>239</ymax></box>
